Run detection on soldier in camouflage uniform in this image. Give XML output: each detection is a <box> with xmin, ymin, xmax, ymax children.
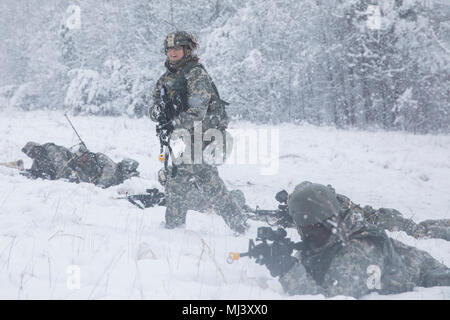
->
<box><xmin>21</xmin><ymin>141</ymin><xmax>139</xmax><ymax>188</ymax></box>
<box><xmin>275</xmin><ymin>182</ymin><xmax>450</xmax><ymax>298</ymax></box>
<box><xmin>149</xmin><ymin>31</ymin><xmax>248</xmax><ymax>234</ymax></box>
<box><xmin>334</xmin><ymin>189</ymin><xmax>450</xmax><ymax>242</ymax></box>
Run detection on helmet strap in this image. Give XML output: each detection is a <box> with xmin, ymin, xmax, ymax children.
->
<box><xmin>183</xmin><ymin>46</ymin><xmax>191</xmax><ymax>58</ymax></box>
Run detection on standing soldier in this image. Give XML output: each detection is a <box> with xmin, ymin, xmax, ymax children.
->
<box><xmin>149</xmin><ymin>31</ymin><xmax>248</xmax><ymax>234</ymax></box>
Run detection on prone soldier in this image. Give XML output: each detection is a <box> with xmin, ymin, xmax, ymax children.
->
<box><xmin>230</xmin><ymin>182</ymin><xmax>450</xmax><ymax>298</ymax></box>
<box><xmin>21</xmin><ymin>141</ymin><xmax>139</xmax><ymax>188</ymax></box>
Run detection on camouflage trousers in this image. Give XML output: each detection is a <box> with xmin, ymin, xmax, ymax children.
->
<box><xmin>362</xmin><ymin>208</ymin><xmax>450</xmax><ymax>242</ymax></box>
<box><xmin>163</xmin><ymin>164</ymin><xmax>245</xmax><ymax>232</ymax></box>
<box><xmin>337</xmin><ymin>193</ymin><xmax>450</xmax><ymax>242</ymax></box>
<box><xmin>391</xmin><ymin>239</ymin><xmax>450</xmax><ymax>288</ymax></box>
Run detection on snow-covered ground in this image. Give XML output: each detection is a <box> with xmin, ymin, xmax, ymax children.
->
<box><xmin>0</xmin><ymin>110</ymin><xmax>449</xmax><ymax>299</ymax></box>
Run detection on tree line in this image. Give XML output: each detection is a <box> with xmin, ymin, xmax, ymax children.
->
<box><xmin>0</xmin><ymin>0</ymin><xmax>448</xmax><ymax>133</ymax></box>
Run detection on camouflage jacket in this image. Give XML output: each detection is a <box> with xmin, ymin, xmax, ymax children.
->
<box><xmin>279</xmin><ymin>208</ymin><xmax>435</xmax><ymax>298</ymax></box>
<box><xmin>150</xmin><ymin>57</ymin><xmax>228</xmax><ymax>133</ymax></box>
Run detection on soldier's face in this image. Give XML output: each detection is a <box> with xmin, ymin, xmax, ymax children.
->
<box><xmin>299</xmin><ymin>223</ymin><xmax>332</xmax><ymax>248</ymax></box>
<box><xmin>167</xmin><ymin>46</ymin><xmax>190</xmax><ymax>63</ymax></box>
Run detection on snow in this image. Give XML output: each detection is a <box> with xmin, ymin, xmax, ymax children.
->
<box><xmin>0</xmin><ymin>110</ymin><xmax>449</xmax><ymax>299</ymax></box>
<box><xmin>65</xmin><ymin>69</ymin><xmax>101</xmax><ymax>109</ymax></box>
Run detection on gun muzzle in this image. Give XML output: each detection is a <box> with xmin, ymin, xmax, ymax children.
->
<box><xmin>227</xmin><ymin>252</ymin><xmax>241</xmax><ymax>264</ymax></box>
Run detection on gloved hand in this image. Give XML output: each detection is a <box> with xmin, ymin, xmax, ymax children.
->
<box><xmin>151</xmin><ymin>104</ymin><xmax>163</xmax><ymax>120</ymax></box>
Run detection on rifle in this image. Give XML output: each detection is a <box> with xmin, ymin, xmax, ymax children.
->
<box><xmin>119</xmin><ymin>187</ymin><xmax>297</xmax><ymax>230</ymax></box>
<box><xmin>243</xmin><ymin>190</ymin><xmax>295</xmax><ymax>228</ymax></box>
<box><xmin>227</xmin><ymin>226</ymin><xmax>303</xmax><ymax>277</ymax></box>
<box><xmin>155</xmin><ymin>84</ymin><xmax>188</xmax><ymax>178</ymax></box>
<box><xmin>116</xmin><ymin>177</ymin><xmax>212</xmax><ymax>212</ymax></box>
<box><xmin>116</xmin><ymin>188</ymin><xmax>166</xmax><ymax>209</ymax></box>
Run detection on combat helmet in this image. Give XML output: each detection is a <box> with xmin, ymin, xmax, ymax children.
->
<box><xmin>21</xmin><ymin>141</ymin><xmax>41</xmax><ymax>158</ymax></box>
<box><xmin>117</xmin><ymin>158</ymin><xmax>139</xmax><ymax>179</ymax></box>
<box><xmin>288</xmin><ymin>182</ymin><xmax>340</xmax><ymax>228</ymax></box>
<box><xmin>163</xmin><ymin>31</ymin><xmax>199</xmax><ymax>53</ymax></box>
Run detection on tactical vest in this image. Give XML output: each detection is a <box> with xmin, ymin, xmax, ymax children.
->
<box><xmin>164</xmin><ymin>61</ymin><xmax>229</xmax><ymax>131</ymax></box>
<box><xmin>163</xmin><ymin>61</ymin><xmax>232</xmax><ymax>165</ymax></box>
